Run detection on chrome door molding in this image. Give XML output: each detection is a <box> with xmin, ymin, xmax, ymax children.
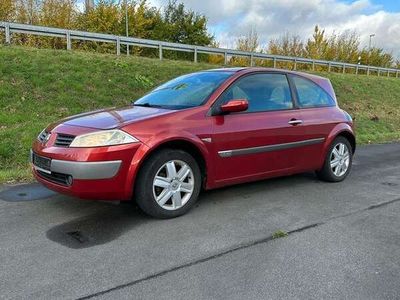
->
<box><xmin>218</xmin><ymin>138</ymin><xmax>325</xmax><ymax>158</ymax></box>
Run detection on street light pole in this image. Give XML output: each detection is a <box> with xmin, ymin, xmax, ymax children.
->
<box><xmin>369</xmin><ymin>34</ymin><xmax>375</xmax><ymax>51</ymax></box>
<box><xmin>125</xmin><ymin>0</ymin><xmax>129</xmax><ymax>55</ymax></box>
<box><xmin>368</xmin><ymin>34</ymin><xmax>375</xmax><ymax>65</ymax></box>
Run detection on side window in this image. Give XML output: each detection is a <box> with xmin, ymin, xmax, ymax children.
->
<box><xmin>291</xmin><ymin>76</ymin><xmax>336</xmax><ymax>108</ymax></box>
<box><xmin>218</xmin><ymin>74</ymin><xmax>293</xmax><ymax>113</ymax></box>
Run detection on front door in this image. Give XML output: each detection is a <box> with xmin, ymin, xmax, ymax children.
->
<box><xmin>289</xmin><ymin>74</ymin><xmax>339</xmax><ymax>171</ymax></box>
<box><xmin>211</xmin><ymin>73</ymin><xmax>308</xmax><ymax>184</ymax></box>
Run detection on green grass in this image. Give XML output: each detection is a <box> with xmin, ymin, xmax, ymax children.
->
<box><xmin>1</xmin><ymin>45</ymin><xmax>399</xmax><ymax>183</ymax></box>
<box><xmin>317</xmin><ymin>71</ymin><xmax>400</xmax><ymax>144</ymax></box>
<box><xmin>272</xmin><ymin>230</ymin><xmax>289</xmax><ymax>239</ymax></box>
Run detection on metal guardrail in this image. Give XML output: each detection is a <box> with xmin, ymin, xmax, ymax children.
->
<box><xmin>1</xmin><ymin>21</ymin><xmax>399</xmax><ymax>78</ymax></box>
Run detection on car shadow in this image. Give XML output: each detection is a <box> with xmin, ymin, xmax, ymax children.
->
<box><xmin>198</xmin><ymin>172</ymin><xmax>320</xmax><ymax>205</ymax></box>
<box><xmin>45</xmin><ymin>172</ymin><xmax>320</xmax><ymax>249</ymax></box>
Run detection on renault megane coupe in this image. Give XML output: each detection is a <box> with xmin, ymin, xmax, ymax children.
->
<box><xmin>31</xmin><ymin>68</ymin><xmax>355</xmax><ymax>218</ymax></box>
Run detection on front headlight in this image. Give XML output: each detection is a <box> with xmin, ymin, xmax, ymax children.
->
<box><xmin>69</xmin><ymin>129</ymin><xmax>139</xmax><ymax>147</ymax></box>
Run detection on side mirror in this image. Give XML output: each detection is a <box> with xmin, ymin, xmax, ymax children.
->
<box><xmin>220</xmin><ymin>99</ymin><xmax>248</xmax><ymax>114</ymax></box>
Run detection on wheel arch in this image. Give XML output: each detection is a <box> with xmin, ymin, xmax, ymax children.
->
<box><xmin>317</xmin><ymin>124</ymin><xmax>355</xmax><ymax>171</ymax></box>
<box><xmin>336</xmin><ymin>130</ymin><xmax>356</xmax><ymax>154</ymax></box>
<box><xmin>325</xmin><ymin>123</ymin><xmax>356</xmax><ymax>153</ymax></box>
<box><xmin>147</xmin><ymin>139</ymin><xmax>207</xmax><ymax>180</ymax></box>
<box><xmin>132</xmin><ymin>138</ymin><xmax>209</xmax><ymax>198</ymax></box>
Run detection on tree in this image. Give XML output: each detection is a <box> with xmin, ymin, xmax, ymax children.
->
<box><xmin>78</xmin><ymin>0</ymin><xmax>120</xmax><ymax>34</ymax></box>
<box><xmin>331</xmin><ymin>30</ymin><xmax>360</xmax><ymax>63</ymax></box>
<box><xmin>15</xmin><ymin>0</ymin><xmax>41</xmax><ymax>24</ymax></box>
<box><xmin>235</xmin><ymin>28</ymin><xmax>259</xmax><ymax>52</ymax></box>
<box><xmin>359</xmin><ymin>47</ymin><xmax>394</xmax><ymax>68</ymax></box>
<box><xmin>152</xmin><ymin>0</ymin><xmax>213</xmax><ymax>45</ymax></box>
<box><xmin>0</xmin><ymin>0</ymin><xmax>15</xmax><ymax>21</ymax></box>
<box><xmin>231</xmin><ymin>28</ymin><xmax>260</xmax><ymax>66</ymax></box>
<box><xmin>11</xmin><ymin>0</ymin><xmax>78</xmax><ymax>48</ymax></box>
<box><xmin>268</xmin><ymin>32</ymin><xmax>304</xmax><ymax>57</ymax></box>
<box><xmin>40</xmin><ymin>0</ymin><xmax>78</xmax><ymax>28</ymax></box>
<box><xmin>305</xmin><ymin>25</ymin><xmax>329</xmax><ymax>60</ymax></box>
<box><xmin>207</xmin><ymin>40</ymin><xmax>225</xmax><ymax>65</ymax></box>
<box><xmin>151</xmin><ymin>0</ymin><xmax>214</xmax><ymax>60</ymax></box>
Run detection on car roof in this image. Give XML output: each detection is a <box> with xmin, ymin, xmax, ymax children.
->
<box><xmin>206</xmin><ymin>67</ymin><xmax>328</xmax><ymax>81</ymax></box>
<box><xmin>206</xmin><ymin>67</ymin><xmax>246</xmax><ymax>72</ymax></box>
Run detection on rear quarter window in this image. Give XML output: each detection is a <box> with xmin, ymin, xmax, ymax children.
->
<box><xmin>291</xmin><ymin>75</ymin><xmax>336</xmax><ymax>108</ymax></box>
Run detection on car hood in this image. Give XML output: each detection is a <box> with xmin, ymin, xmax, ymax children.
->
<box><xmin>59</xmin><ymin>106</ymin><xmax>176</xmax><ymax>130</ymax></box>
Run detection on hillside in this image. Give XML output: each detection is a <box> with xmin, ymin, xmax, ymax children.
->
<box><xmin>0</xmin><ymin>46</ymin><xmax>399</xmax><ymax>183</ymax></box>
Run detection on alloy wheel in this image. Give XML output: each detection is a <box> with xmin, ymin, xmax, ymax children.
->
<box><xmin>330</xmin><ymin>142</ymin><xmax>350</xmax><ymax>177</ymax></box>
<box><xmin>152</xmin><ymin>160</ymin><xmax>195</xmax><ymax>210</ymax></box>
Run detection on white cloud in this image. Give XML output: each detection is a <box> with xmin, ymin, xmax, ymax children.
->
<box><xmin>76</xmin><ymin>0</ymin><xmax>85</xmax><ymax>12</ymax></box>
<box><xmin>150</xmin><ymin>0</ymin><xmax>400</xmax><ymax>58</ymax></box>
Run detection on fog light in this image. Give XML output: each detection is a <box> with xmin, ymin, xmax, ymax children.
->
<box><xmin>66</xmin><ymin>175</ymin><xmax>73</xmax><ymax>186</ymax></box>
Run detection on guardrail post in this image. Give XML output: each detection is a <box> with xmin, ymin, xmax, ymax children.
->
<box><xmin>66</xmin><ymin>31</ymin><xmax>71</xmax><ymax>50</ymax></box>
<box><xmin>293</xmin><ymin>59</ymin><xmax>297</xmax><ymax>70</ymax></box>
<box><xmin>5</xmin><ymin>23</ymin><xmax>11</xmax><ymax>44</ymax></box>
<box><xmin>342</xmin><ymin>64</ymin><xmax>345</xmax><ymax>74</ymax></box>
<box><xmin>250</xmin><ymin>54</ymin><xmax>254</xmax><ymax>67</ymax></box>
<box><xmin>355</xmin><ymin>65</ymin><xmax>359</xmax><ymax>75</ymax></box>
<box><xmin>367</xmin><ymin>67</ymin><xmax>370</xmax><ymax>76</ymax></box>
<box><xmin>312</xmin><ymin>60</ymin><xmax>315</xmax><ymax>71</ymax></box>
<box><xmin>159</xmin><ymin>44</ymin><xmax>163</xmax><ymax>60</ymax></box>
<box><xmin>396</xmin><ymin>71</ymin><xmax>399</xmax><ymax>78</ymax></box>
<box><xmin>377</xmin><ymin>69</ymin><xmax>380</xmax><ymax>76</ymax></box>
<box><xmin>224</xmin><ymin>51</ymin><xmax>228</xmax><ymax>65</ymax></box>
<box><xmin>194</xmin><ymin>46</ymin><xmax>197</xmax><ymax>63</ymax></box>
<box><xmin>328</xmin><ymin>63</ymin><xmax>331</xmax><ymax>72</ymax></box>
<box><xmin>273</xmin><ymin>57</ymin><xmax>277</xmax><ymax>68</ymax></box>
<box><xmin>116</xmin><ymin>37</ymin><xmax>120</xmax><ymax>55</ymax></box>
<box><xmin>387</xmin><ymin>70</ymin><xmax>390</xmax><ymax>77</ymax></box>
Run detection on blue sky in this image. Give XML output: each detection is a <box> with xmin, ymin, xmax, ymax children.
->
<box><xmin>366</xmin><ymin>0</ymin><xmax>400</xmax><ymax>11</ymax></box>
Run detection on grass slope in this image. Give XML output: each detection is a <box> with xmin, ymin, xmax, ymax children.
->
<box><xmin>1</xmin><ymin>46</ymin><xmax>399</xmax><ymax>183</ymax></box>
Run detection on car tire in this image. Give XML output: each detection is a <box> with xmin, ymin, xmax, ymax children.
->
<box><xmin>134</xmin><ymin>148</ymin><xmax>202</xmax><ymax>219</ymax></box>
<box><xmin>316</xmin><ymin>136</ymin><xmax>353</xmax><ymax>182</ymax></box>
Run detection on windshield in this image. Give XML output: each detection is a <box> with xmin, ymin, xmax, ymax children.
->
<box><xmin>134</xmin><ymin>71</ymin><xmax>233</xmax><ymax>109</ymax></box>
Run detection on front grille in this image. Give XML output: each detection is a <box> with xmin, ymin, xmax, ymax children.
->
<box><xmin>38</xmin><ymin>131</ymin><xmax>50</xmax><ymax>143</ymax></box>
<box><xmin>37</xmin><ymin>170</ymin><xmax>71</xmax><ymax>186</ymax></box>
<box><xmin>54</xmin><ymin>134</ymin><xmax>75</xmax><ymax>147</ymax></box>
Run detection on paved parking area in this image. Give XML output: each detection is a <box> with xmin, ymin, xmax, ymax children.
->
<box><xmin>0</xmin><ymin>143</ymin><xmax>399</xmax><ymax>299</ymax></box>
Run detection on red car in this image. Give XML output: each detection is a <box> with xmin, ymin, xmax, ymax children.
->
<box><xmin>31</xmin><ymin>68</ymin><xmax>355</xmax><ymax>218</ymax></box>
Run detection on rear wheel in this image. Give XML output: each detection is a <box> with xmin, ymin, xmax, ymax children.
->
<box><xmin>135</xmin><ymin>149</ymin><xmax>201</xmax><ymax>219</ymax></box>
<box><xmin>316</xmin><ymin>136</ymin><xmax>353</xmax><ymax>182</ymax></box>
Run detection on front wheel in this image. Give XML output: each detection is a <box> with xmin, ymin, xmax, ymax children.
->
<box><xmin>135</xmin><ymin>149</ymin><xmax>201</xmax><ymax>219</ymax></box>
<box><xmin>316</xmin><ymin>136</ymin><xmax>353</xmax><ymax>182</ymax></box>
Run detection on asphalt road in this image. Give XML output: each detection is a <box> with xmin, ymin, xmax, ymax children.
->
<box><xmin>0</xmin><ymin>143</ymin><xmax>399</xmax><ymax>300</ymax></box>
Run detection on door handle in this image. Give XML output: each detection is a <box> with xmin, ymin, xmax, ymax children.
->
<box><xmin>288</xmin><ymin>119</ymin><xmax>303</xmax><ymax>125</ymax></box>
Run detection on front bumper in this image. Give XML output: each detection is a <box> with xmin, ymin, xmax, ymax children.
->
<box><xmin>31</xmin><ymin>139</ymin><xmax>146</xmax><ymax>200</ymax></box>
<box><xmin>30</xmin><ymin>150</ymin><xmax>122</xmax><ymax>180</ymax></box>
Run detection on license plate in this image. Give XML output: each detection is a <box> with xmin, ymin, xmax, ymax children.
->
<box><xmin>32</xmin><ymin>153</ymin><xmax>51</xmax><ymax>173</ymax></box>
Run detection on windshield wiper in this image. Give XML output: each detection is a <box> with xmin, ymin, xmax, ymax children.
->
<box><xmin>133</xmin><ymin>102</ymin><xmax>164</xmax><ymax>108</ymax></box>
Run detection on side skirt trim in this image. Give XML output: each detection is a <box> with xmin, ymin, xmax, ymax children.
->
<box><xmin>218</xmin><ymin>138</ymin><xmax>325</xmax><ymax>158</ymax></box>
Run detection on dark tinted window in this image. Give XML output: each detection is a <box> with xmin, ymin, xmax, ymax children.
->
<box><xmin>292</xmin><ymin>76</ymin><xmax>335</xmax><ymax>108</ymax></box>
<box><xmin>134</xmin><ymin>71</ymin><xmax>233</xmax><ymax>109</ymax></box>
<box><xmin>219</xmin><ymin>73</ymin><xmax>293</xmax><ymax>112</ymax></box>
